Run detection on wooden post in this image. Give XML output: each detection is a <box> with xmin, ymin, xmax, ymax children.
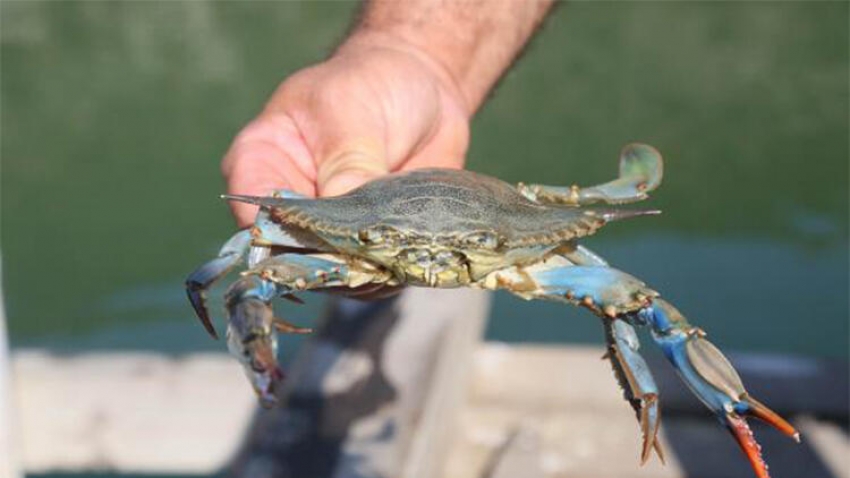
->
<box><xmin>0</xmin><ymin>259</ymin><xmax>22</xmax><ymax>478</ymax></box>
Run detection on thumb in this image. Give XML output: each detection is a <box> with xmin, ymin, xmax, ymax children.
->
<box><xmin>317</xmin><ymin>147</ymin><xmax>388</xmax><ymax>197</ymax></box>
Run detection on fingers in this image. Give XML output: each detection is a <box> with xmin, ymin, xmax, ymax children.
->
<box><xmin>317</xmin><ymin>148</ymin><xmax>389</xmax><ymax>197</ymax></box>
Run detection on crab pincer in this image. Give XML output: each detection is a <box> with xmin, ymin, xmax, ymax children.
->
<box><xmin>224</xmin><ymin>276</ymin><xmax>312</xmax><ymax>408</ymax></box>
<box><xmin>640</xmin><ymin>299</ymin><xmax>799</xmax><ymax>478</ymax></box>
<box><xmin>185</xmin><ymin>229</ymin><xmax>253</xmax><ymax>339</ymax></box>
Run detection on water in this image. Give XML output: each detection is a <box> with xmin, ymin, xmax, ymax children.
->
<box><xmin>2</xmin><ymin>2</ymin><xmax>847</xmax><ymax>362</ymax></box>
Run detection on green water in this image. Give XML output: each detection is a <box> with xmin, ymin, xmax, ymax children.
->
<box><xmin>2</xmin><ymin>2</ymin><xmax>848</xmax><ymax>358</ymax></box>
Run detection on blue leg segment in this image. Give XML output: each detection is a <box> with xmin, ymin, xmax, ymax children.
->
<box><xmin>185</xmin><ymin>229</ymin><xmax>252</xmax><ymax>339</ymax></box>
<box><xmin>526</xmin><ymin>265</ymin><xmax>657</xmax><ymax>317</ymax></box>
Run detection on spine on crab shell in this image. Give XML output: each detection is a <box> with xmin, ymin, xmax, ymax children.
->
<box><xmin>222</xmin><ymin>194</ymin><xmax>289</xmax><ymax>208</ymax></box>
<box><xmin>592</xmin><ymin>209</ymin><xmax>662</xmax><ymax>222</ymax></box>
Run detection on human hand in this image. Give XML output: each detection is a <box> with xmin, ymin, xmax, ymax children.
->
<box><xmin>221</xmin><ymin>38</ymin><xmax>471</xmax><ymax>227</ymax></box>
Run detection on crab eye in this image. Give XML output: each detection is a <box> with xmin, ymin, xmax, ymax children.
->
<box><xmin>463</xmin><ymin>231</ymin><xmax>500</xmax><ymax>250</ymax></box>
<box><xmin>358</xmin><ymin>225</ymin><xmax>397</xmax><ymax>245</ymax></box>
<box><xmin>359</xmin><ymin>229</ymin><xmax>383</xmax><ymax>244</ymax></box>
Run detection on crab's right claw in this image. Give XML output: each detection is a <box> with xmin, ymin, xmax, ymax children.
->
<box><xmin>724</xmin><ymin>393</ymin><xmax>800</xmax><ymax>478</ymax></box>
<box><xmin>644</xmin><ymin>299</ymin><xmax>799</xmax><ymax>478</ymax></box>
<box><xmin>185</xmin><ymin>230</ymin><xmax>252</xmax><ymax>339</ymax></box>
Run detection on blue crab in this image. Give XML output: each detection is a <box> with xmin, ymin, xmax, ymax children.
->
<box><xmin>186</xmin><ymin>144</ymin><xmax>798</xmax><ymax>477</ymax></box>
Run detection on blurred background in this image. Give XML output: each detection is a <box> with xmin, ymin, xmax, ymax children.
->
<box><xmin>1</xmin><ymin>2</ymin><xmax>847</xmax><ymax>478</ymax></box>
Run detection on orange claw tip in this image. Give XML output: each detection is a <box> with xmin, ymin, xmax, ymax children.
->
<box><xmin>743</xmin><ymin>394</ymin><xmax>800</xmax><ymax>442</ymax></box>
<box><xmin>727</xmin><ymin>413</ymin><xmax>772</xmax><ymax>478</ymax></box>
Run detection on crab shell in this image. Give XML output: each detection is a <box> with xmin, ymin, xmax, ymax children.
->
<box><xmin>246</xmin><ymin>168</ymin><xmax>654</xmax><ymax>288</ymax></box>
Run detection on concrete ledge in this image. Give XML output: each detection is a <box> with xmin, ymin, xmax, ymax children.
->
<box><xmin>10</xmin><ymin>345</ymin><xmax>848</xmax><ymax>478</ymax></box>
<box><xmin>13</xmin><ymin>351</ymin><xmax>254</xmax><ymax>474</ymax></box>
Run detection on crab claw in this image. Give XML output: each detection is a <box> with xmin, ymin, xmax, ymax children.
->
<box><xmin>186</xmin><ymin>254</ymin><xmax>236</xmax><ymax>339</ymax></box>
<box><xmin>691</xmin><ymin>338</ymin><xmax>799</xmax><ymax>478</ymax></box>
<box><xmin>185</xmin><ymin>229</ymin><xmax>252</xmax><ymax>339</ymax></box>
<box><xmin>223</xmin><ymin>276</ymin><xmax>315</xmax><ymax>408</ymax></box>
<box><xmin>644</xmin><ymin>299</ymin><xmax>799</xmax><ymax>478</ymax></box>
<box><xmin>725</xmin><ymin>394</ymin><xmax>800</xmax><ymax>478</ymax></box>
<box><xmin>225</xmin><ymin>279</ymin><xmax>286</xmax><ymax>408</ymax></box>
<box><xmin>235</xmin><ymin>323</ymin><xmax>285</xmax><ymax>409</ymax></box>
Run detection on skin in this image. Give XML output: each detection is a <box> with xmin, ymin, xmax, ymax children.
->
<box><xmin>222</xmin><ymin>0</ymin><xmax>555</xmax><ymax>227</ymax></box>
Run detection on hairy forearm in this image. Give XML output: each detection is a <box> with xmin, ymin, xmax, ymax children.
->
<box><xmin>340</xmin><ymin>0</ymin><xmax>555</xmax><ymax>114</ymax></box>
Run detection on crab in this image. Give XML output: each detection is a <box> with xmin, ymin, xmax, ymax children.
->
<box><xmin>186</xmin><ymin>143</ymin><xmax>798</xmax><ymax>477</ymax></box>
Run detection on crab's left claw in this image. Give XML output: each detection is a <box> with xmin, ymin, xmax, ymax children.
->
<box><xmin>185</xmin><ymin>229</ymin><xmax>252</xmax><ymax>339</ymax></box>
<box><xmin>642</xmin><ymin>299</ymin><xmax>799</xmax><ymax>478</ymax></box>
<box><xmin>224</xmin><ymin>282</ymin><xmax>285</xmax><ymax>409</ymax></box>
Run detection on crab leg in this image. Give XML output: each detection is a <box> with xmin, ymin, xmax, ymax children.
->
<box><xmin>497</xmin><ymin>246</ymin><xmax>666</xmax><ymax>463</ymax></box>
<box><xmin>604</xmin><ymin>318</ymin><xmax>666</xmax><ymax>464</ymax></box>
<box><xmin>636</xmin><ymin>299</ymin><xmax>800</xmax><ymax>478</ymax></box>
<box><xmin>517</xmin><ymin>143</ymin><xmax>663</xmax><ymax>206</ymax></box>
<box><xmin>222</xmin><ymin>253</ymin><xmax>387</xmax><ymax>407</ymax></box>
<box><xmin>492</xmin><ymin>251</ymin><xmax>798</xmax><ymax>477</ymax></box>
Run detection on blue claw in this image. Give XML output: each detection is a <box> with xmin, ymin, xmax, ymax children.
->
<box><xmin>185</xmin><ymin>229</ymin><xmax>252</xmax><ymax>339</ymax></box>
<box><xmin>640</xmin><ymin>299</ymin><xmax>799</xmax><ymax>478</ymax></box>
<box><xmin>224</xmin><ymin>276</ymin><xmax>286</xmax><ymax>408</ymax></box>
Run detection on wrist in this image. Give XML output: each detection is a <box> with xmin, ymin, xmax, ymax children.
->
<box><xmin>340</xmin><ymin>0</ymin><xmax>555</xmax><ymax>113</ymax></box>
